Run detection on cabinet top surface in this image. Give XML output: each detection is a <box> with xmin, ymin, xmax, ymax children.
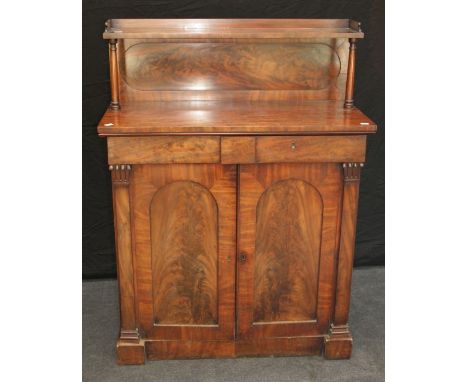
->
<box><xmin>104</xmin><ymin>19</ymin><xmax>364</xmax><ymax>39</ymax></box>
<box><xmin>98</xmin><ymin>101</ymin><xmax>376</xmax><ymax>137</ymax></box>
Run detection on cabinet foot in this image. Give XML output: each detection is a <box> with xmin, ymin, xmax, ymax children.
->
<box><xmin>323</xmin><ymin>324</ymin><xmax>353</xmax><ymax>359</ymax></box>
<box><xmin>116</xmin><ymin>339</ymin><xmax>146</xmax><ymax>365</ymax></box>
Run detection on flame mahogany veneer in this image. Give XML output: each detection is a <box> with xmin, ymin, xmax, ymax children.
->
<box><xmin>98</xmin><ymin>19</ymin><xmax>377</xmax><ymax>365</ymax></box>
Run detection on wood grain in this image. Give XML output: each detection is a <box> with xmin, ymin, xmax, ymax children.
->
<box><xmin>117</xmin><ymin>37</ymin><xmax>349</xmax><ymax>103</ymax></box>
<box><xmin>108</xmin><ymin>39</ymin><xmax>120</xmax><ymax>110</ymax></box>
<box><xmin>122</xmin><ymin>43</ymin><xmax>341</xmax><ymax>91</ymax></box>
<box><xmin>111</xmin><ymin>166</ymin><xmax>137</xmax><ymax>334</ymax></box>
<box><xmin>98</xmin><ymin>100</ymin><xmax>377</xmax><ymax>136</ymax></box>
<box><xmin>237</xmin><ymin>163</ymin><xmax>342</xmax><ymax>339</ymax></box>
<box><xmin>104</xmin><ymin>19</ymin><xmax>364</xmax><ymax>39</ymax></box>
<box><xmin>146</xmin><ymin>340</ymin><xmax>235</xmax><ymax>360</ymax></box>
<box><xmin>324</xmin><ymin>338</ymin><xmax>352</xmax><ymax>359</ymax></box>
<box><xmin>151</xmin><ymin>181</ymin><xmax>218</xmax><ymax>325</ymax></box>
<box><xmin>256</xmin><ymin>136</ymin><xmax>366</xmax><ymax>163</ymax></box>
<box><xmin>323</xmin><ymin>163</ymin><xmax>361</xmax><ymax>359</ymax></box>
<box><xmin>253</xmin><ymin>179</ymin><xmax>322</xmax><ymax>322</ymax></box>
<box><xmin>221</xmin><ymin>137</ymin><xmax>255</xmax><ymax>164</ymax></box>
<box><xmin>144</xmin><ymin>337</ymin><xmax>323</xmax><ymax>359</ymax></box>
<box><xmin>324</xmin><ymin>324</ymin><xmax>353</xmax><ymax>359</ymax></box>
<box><xmin>108</xmin><ymin>136</ymin><xmax>220</xmax><ymax>164</ymax></box>
<box><xmin>100</xmin><ymin>18</ymin><xmax>375</xmax><ymax>363</ymax></box>
<box><xmin>131</xmin><ymin>164</ymin><xmax>236</xmax><ymax>341</ymax></box>
<box><xmin>344</xmin><ymin>38</ymin><xmax>357</xmax><ymax>108</ymax></box>
<box><xmin>116</xmin><ymin>340</ymin><xmax>145</xmax><ymax>365</ymax></box>
<box><xmin>333</xmin><ymin>165</ymin><xmax>361</xmax><ymax>326</ymax></box>
<box><xmin>236</xmin><ymin>337</ymin><xmax>323</xmax><ymax>357</ymax></box>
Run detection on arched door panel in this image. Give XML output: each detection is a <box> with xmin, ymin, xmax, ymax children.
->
<box><xmin>254</xmin><ymin>179</ymin><xmax>323</xmax><ymax>323</ymax></box>
<box><xmin>237</xmin><ymin>163</ymin><xmax>342</xmax><ymax>339</ymax></box>
<box><xmin>131</xmin><ymin>164</ymin><xmax>237</xmax><ymax>341</ymax></box>
<box><xmin>151</xmin><ymin>181</ymin><xmax>218</xmax><ymax>325</ymax></box>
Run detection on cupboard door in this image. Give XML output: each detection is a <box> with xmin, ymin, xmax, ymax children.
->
<box><xmin>237</xmin><ymin>163</ymin><xmax>342</xmax><ymax>339</ymax></box>
<box><xmin>131</xmin><ymin>164</ymin><xmax>237</xmax><ymax>341</ymax></box>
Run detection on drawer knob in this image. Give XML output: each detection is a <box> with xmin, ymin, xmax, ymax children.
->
<box><xmin>291</xmin><ymin>142</ymin><xmax>297</xmax><ymax>150</ymax></box>
<box><xmin>239</xmin><ymin>253</ymin><xmax>248</xmax><ymax>263</ymax></box>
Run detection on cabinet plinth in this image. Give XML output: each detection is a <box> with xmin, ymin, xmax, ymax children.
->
<box><xmin>98</xmin><ymin>18</ymin><xmax>376</xmax><ymax>364</ymax></box>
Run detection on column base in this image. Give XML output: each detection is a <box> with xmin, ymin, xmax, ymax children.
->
<box><xmin>343</xmin><ymin>101</ymin><xmax>354</xmax><ymax>109</ymax></box>
<box><xmin>116</xmin><ymin>329</ymin><xmax>145</xmax><ymax>365</ymax></box>
<box><xmin>116</xmin><ymin>339</ymin><xmax>146</xmax><ymax>365</ymax></box>
<box><xmin>110</xmin><ymin>101</ymin><xmax>120</xmax><ymax>110</ymax></box>
<box><xmin>323</xmin><ymin>324</ymin><xmax>353</xmax><ymax>359</ymax></box>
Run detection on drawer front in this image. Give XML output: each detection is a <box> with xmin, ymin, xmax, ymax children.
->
<box><xmin>255</xmin><ymin>136</ymin><xmax>366</xmax><ymax>163</ymax></box>
<box><xmin>221</xmin><ymin>137</ymin><xmax>256</xmax><ymax>164</ymax></box>
<box><xmin>108</xmin><ymin>136</ymin><xmax>220</xmax><ymax>164</ymax></box>
<box><xmin>109</xmin><ymin>135</ymin><xmax>365</xmax><ymax>165</ymax></box>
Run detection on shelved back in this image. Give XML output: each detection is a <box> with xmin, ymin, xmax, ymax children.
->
<box><xmin>105</xmin><ymin>19</ymin><xmax>363</xmax><ymax>103</ymax></box>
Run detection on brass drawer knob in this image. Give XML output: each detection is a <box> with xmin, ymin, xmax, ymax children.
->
<box><xmin>291</xmin><ymin>142</ymin><xmax>297</xmax><ymax>150</ymax></box>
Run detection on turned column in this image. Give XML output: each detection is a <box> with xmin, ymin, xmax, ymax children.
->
<box><xmin>108</xmin><ymin>39</ymin><xmax>120</xmax><ymax>110</ymax></box>
<box><xmin>110</xmin><ymin>164</ymin><xmax>145</xmax><ymax>365</ymax></box>
<box><xmin>324</xmin><ymin>162</ymin><xmax>363</xmax><ymax>359</ymax></box>
<box><xmin>344</xmin><ymin>38</ymin><xmax>357</xmax><ymax>109</ymax></box>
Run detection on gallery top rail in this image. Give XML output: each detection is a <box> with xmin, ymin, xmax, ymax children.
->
<box><xmin>103</xmin><ymin>19</ymin><xmax>364</xmax><ymax>40</ymax></box>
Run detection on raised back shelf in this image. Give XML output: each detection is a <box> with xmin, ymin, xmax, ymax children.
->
<box><xmin>101</xmin><ymin>18</ymin><xmax>372</xmax><ymax>135</ymax></box>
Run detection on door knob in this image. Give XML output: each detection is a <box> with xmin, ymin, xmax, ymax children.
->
<box><xmin>239</xmin><ymin>252</ymin><xmax>248</xmax><ymax>263</ymax></box>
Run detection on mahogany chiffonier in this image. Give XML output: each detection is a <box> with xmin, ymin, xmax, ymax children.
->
<box><xmin>97</xmin><ymin>19</ymin><xmax>377</xmax><ymax>365</ymax></box>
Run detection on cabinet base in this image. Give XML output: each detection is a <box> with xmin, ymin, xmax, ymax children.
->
<box><xmin>116</xmin><ymin>339</ymin><xmax>146</xmax><ymax>365</ymax></box>
<box><xmin>323</xmin><ymin>324</ymin><xmax>353</xmax><ymax>359</ymax></box>
<box><xmin>323</xmin><ymin>337</ymin><xmax>353</xmax><ymax>359</ymax></box>
<box><xmin>115</xmin><ymin>336</ymin><xmax>347</xmax><ymax>364</ymax></box>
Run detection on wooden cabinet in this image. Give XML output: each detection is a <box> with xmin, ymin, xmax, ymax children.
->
<box><xmin>98</xmin><ymin>19</ymin><xmax>377</xmax><ymax>364</ymax></box>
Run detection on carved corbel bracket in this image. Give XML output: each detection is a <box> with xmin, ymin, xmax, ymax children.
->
<box><xmin>109</xmin><ymin>164</ymin><xmax>132</xmax><ymax>185</ymax></box>
<box><xmin>343</xmin><ymin>162</ymin><xmax>364</xmax><ymax>181</ymax></box>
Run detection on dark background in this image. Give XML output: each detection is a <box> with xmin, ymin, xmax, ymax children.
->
<box><xmin>83</xmin><ymin>0</ymin><xmax>384</xmax><ymax>279</ymax></box>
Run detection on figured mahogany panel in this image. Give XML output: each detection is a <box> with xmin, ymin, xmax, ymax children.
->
<box><xmin>237</xmin><ymin>163</ymin><xmax>342</xmax><ymax>339</ymax></box>
<box><xmin>151</xmin><ymin>181</ymin><xmax>218</xmax><ymax>325</ymax></box>
<box><xmin>253</xmin><ymin>179</ymin><xmax>322</xmax><ymax>323</ymax></box>
<box><xmin>108</xmin><ymin>136</ymin><xmax>220</xmax><ymax>164</ymax></box>
<box><xmin>256</xmin><ymin>136</ymin><xmax>366</xmax><ymax>163</ymax></box>
<box><xmin>122</xmin><ymin>43</ymin><xmax>340</xmax><ymax>91</ymax></box>
<box><xmin>221</xmin><ymin>137</ymin><xmax>256</xmax><ymax>164</ymax></box>
<box><xmin>131</xmin><ymin>164</ymin><xmax>236</xmax><ymax>341</ymax></box>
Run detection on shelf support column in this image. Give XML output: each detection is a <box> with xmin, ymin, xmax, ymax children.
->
<box><xmin>344</xmin><ymin>38</ymin><xmax>357</xmax><ymax>109</ymax></box>
<box><xmin>108</xmin><ymin>39</ymin><xmax>120</xmax><ymax>110</ymax></box>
